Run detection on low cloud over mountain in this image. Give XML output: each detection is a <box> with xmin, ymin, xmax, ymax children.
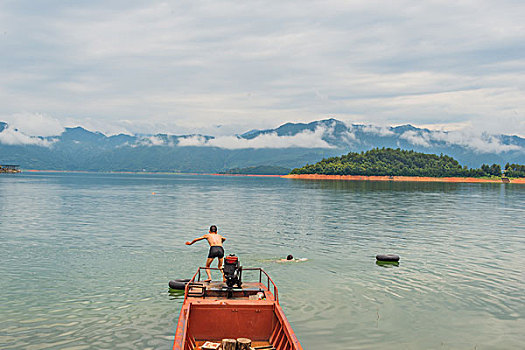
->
<box><xmin>0</xmin><ymin>122</ymin><xmax>57</xmax><ymax>147</ymax></box>
<box><xmin>178</xmin><ymin>126</ymin><xmax>334</xmax><ymax>149</ymax></box>
<box><xmin>0</xmin><ymin>119</ymin><xmax>523</xmax><ymax>172</ymax></box>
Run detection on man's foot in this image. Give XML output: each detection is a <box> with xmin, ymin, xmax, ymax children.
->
<box><xmin>204</xmin><ymin>278</ymin><xmax>211</xmax><ymax>282</ymax></box>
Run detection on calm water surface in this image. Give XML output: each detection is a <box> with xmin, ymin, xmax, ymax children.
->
<box><xmin>1</xmin><ymin>173</ymin><xmax>524</xmax><ymax>349</ymax></box>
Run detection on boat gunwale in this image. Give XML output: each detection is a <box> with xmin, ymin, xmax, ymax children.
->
<box><xmin>173</xmin><ymin>267</ymin><xmax>303</xmax><ymax>350</ymax></box>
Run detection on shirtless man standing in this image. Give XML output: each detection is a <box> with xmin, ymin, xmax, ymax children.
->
<box><xmin>185</xmin><ymin>225</ymin><xmax>226</xmax><ymax>282</ymax></box>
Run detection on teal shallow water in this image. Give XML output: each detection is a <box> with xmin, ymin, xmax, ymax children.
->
<box><xmin>1</xmin><ymin>173</ymin><xmax>524</xmax><ymax>349</ymax></box>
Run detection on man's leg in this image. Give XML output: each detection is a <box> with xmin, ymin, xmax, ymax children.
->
<box><xmin>205</xmin><ymin>258</ymin><xmax>214</xmax><ymax>281</ymax></box>
<box><xmin>217</xmin><ymin>258</ymin><xmax>225</xmax><ymax>282</ymax></box>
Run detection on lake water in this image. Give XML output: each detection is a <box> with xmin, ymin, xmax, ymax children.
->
<box><xmin>1</xmin><ymin>172</ymin><xmax>524</xmax><ymax>349</ymax></box>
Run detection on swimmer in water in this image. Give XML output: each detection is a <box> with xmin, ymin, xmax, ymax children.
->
<box><xmin>279</xmin><ymin>254</ymin><xmax>308</xmax><ymax>262</ymax></box>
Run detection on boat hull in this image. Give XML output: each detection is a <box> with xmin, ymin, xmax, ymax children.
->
<box><xmin>172</xmin><ymin>270</ymin><xmax>302</xmax><ymax>350</ymax></box>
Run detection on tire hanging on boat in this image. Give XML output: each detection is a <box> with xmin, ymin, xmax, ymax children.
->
<box><xmin>376</xmin><ymin>254</ymin><xmax>400</xmax><ymax>262</ymax></box>
<box><xmin>169</xmin><ymin>279</ymin><xmax>190</xmax><ymax>290</ymax></box>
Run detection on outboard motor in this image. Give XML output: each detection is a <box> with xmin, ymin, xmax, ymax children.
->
<box><xmin>223</xmin><ymin>254</ymin><xmax>242</xmax><ymax>289</ymax></box>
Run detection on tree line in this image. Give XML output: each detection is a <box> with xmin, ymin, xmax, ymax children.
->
<box><xmin>504</xmin><ymin>163</ymin><xmax>525</xmax><ymax>178</ymax></box>
<box><xmin>290</xmin><ymin>148</ymin><xmax>525</xmax><ymax>178</ymax></box>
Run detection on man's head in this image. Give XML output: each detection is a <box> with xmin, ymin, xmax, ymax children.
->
<box><xmin>286</xmin><ymin>254</ymin><xmax>293</xmax><ymax>260</ymax></box>
<box><xmin>209</xmin><ymin>225</ymin><xmax>217</xmax><ymax>233</ymax></box>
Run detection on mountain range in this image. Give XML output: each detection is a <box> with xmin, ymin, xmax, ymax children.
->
<box><xmin>0</xmin><ymin>119</ymin><xmax>523</xmax><ymax>172</ymax></box>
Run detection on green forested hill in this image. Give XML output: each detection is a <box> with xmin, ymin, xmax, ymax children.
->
<box><xmin>290</xmin><ymin>148</ymin><xmax>518</xmax><ymax>177</ymax></box>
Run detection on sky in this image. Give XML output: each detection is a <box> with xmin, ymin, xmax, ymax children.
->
<box><xmin>1</xmin><ymin>0</ymin><xmax>524</xmax><ymax>137</ymax></box>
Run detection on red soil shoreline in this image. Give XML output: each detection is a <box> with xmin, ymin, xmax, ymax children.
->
<box><xmin>282</xmin><ymin>174</ymin><xmax>525</xmax><ymax>184</ymax></box>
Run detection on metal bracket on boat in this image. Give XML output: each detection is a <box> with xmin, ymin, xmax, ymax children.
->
<box><xmin>186</xmin><ymin>283</ymin><xmax>205</xmax><ymax>297</ymax></box>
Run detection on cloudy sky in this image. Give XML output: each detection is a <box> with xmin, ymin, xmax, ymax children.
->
<box><xmin>1</xmin><ymin>0</ymin><xmax>524</xmax><ymax>137</ymax></box>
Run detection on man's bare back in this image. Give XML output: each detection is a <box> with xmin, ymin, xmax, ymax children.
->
<box><xmin>185</xmin><ymin>225</ymin><xmax>226</xmax><ymax>282</ymax></box>
<box><xmin>203</xmin><ymin>233</ymin><xmax>225</xmax><ymax>247</ymax></box>
<box><xmin>185</xmin><ymin>232</ymin><xmax>225</xmax><ymax>247</ymax></box>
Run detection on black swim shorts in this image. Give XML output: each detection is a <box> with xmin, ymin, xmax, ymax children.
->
<box><xmin>208</xmin><ymin>246</ymin><xmax>224</xmax><ymax>259</ymax></box>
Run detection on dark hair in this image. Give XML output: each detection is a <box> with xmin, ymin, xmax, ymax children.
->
<box><xmin>286</xmin><ymin>254</ymin><xmax>293</xmax><ymax>260</ymax></box>
<box><xmin>210</xmin><ymin>225</ymin><xmax>217</xmax><ymax>233</ymax></box>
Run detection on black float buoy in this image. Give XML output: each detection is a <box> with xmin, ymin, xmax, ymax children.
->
<box><xmin>376</xmin><ymin>254</ymin><xmax>400</xmax><ymax>262</ymax></box>
<box><xmin>169</xmin><ymin>278</ymin><xmax>190</xmax><ymax>290</ymax></box>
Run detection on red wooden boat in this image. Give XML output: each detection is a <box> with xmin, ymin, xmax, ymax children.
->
<box><xmin>172</xmin><ymin>265</ymin><xmax>303</xmax><ymax>350</ymax></box>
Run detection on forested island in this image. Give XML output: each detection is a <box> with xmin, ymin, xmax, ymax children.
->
<box><xmin>290</xmin><ymin>148</ymin><xmax>525</xmax><ymax>178</ymax></box>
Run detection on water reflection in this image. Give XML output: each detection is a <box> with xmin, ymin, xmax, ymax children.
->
<box><xmin>287</xmin><ymin>178</ymin><xmax>476</xmax><ymax>193</ymax></box>
<box><xmin>376</xmin><ymin>261</ymin><xmax>400</xmax><ymax>268</ymax></box>
<box><xmin>168</xmin><ymin>290</ymin><xmax>185</xmax><ymax>300</ymax></box>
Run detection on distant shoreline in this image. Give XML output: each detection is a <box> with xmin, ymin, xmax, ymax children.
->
<box><xmin>23</xmin><ymin>169</ymin><xmax>283</xmax><ymax>177</ymax></box>
<box><xmin>20</xmin><ymin>170</ymin><xmax>525</xmax><ymax>183</ymax></box>
<box><xmin>282</xmin><ymin>174</ymin><xmax>525</xmax><ymax>184</ymax></box>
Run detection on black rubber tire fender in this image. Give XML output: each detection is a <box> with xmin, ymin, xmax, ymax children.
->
<box><xmin>376</xmin><ymin>254</ymin><xmax>400</xmax><ymax>262</ymax></box>
<box><xmin>169</xmin><ymin>278</ymin><xmax>191</xmax><ymax>290</ymax></box>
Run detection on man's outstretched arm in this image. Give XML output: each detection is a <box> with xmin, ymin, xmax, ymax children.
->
<box><xmin>185</xmin><ymin>236</ymin><xmax>206</xmax><ymax>245</ymax></box>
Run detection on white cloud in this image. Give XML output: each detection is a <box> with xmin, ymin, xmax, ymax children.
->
<box><xmin>399</xmin><ymin>128</ymin><xmax>522</xmax><ymax>153</ymax></box>
<box><xmin>400</xmin><ymin>130</ymin><xmax>432</xmax><ymax>147</ymax></box>
<box><xmin>429</xmin><ymin>130</ymin><xmax>521</xmax><ymax>154</ymax></box>
<box><xmin>413</xmin><ymin>121</ymin><xmax>472</xmax><ymax>132</ymax></box>
<box><xmin>178</xmin><ymin>126</ymin><xmax>334</xmax><ymax>149</ymax></box>
<box><xmin>2</xmin><ymin>113</ymin><xmax>64</xmax><ymax>137</ymax></box>
<box><xmin>362</xmin><ymin>125</ymin><xmax>395</xmax><ymax>136</ymax></box>
<box><xmin>152</xmin><ymin>122</ymin><xmax>525</xmax><ymax>153</ymax></box>
<box><xmin>0</xmin><ymin>124</ymin><xmax>56</xmax><ymax>147</ymax></box>
<box><xmin>341</xmin><ymin>130</ymin><xmax>357</xmax><ymax>144</ymax></box>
